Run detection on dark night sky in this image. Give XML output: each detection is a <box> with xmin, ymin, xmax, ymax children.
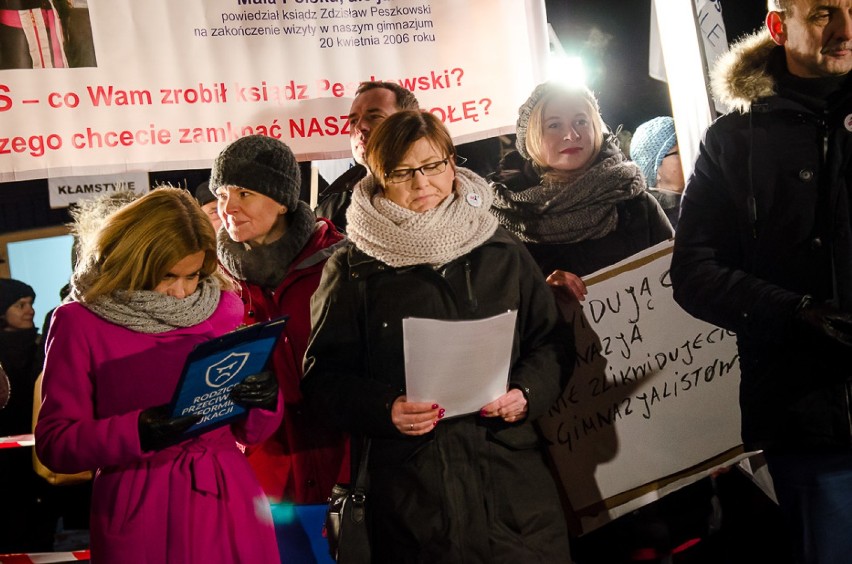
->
<box><xmin>543</xmin><ymin>1</ymin><xmax>768</xmax><ymax>132</ymax></box>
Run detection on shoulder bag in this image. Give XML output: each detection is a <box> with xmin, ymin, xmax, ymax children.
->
<box><xmin>32</xmin><ymin>371</ymin><xmax>94</xmax><ymax>486</ymax></box>
<box><xmin>324</xmin><ymin>437</ymin><xmax>371</xmax><ymax>563</ymax></box>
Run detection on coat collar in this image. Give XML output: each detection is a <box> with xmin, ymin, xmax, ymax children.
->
<box><xmin>710</xmin><ymin>30</ymin><xmax>779</xmax><ymax>113</ymax></box>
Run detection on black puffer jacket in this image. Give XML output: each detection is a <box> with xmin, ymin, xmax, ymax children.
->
<box><xmin>670</xmin><ymin>30</ymin><xmax>852</xmax><ymax>452</ymax></box>
<box><xmin>302</xmin><ymin>227</ymin><xmax>573</xmax><ymax>563</ymax></box>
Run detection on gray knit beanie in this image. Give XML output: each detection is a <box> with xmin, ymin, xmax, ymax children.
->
<box><xmin>630</xmin><ymin>116</ymin><xmax>676</xmax><ymax>187</ymax></box>
<box><xmin>209</xmin><ymin>135</ymin><xmax>300</xmax><ymax>209</ymax></box>
<box><xmin>515</xmin><ymin>82</ymin><xmax>601</xmax><ymax>160</ymax></box>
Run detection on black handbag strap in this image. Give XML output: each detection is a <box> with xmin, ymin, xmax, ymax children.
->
<box><xmin>353</xmin><ymin>277</ymin><xmax>371</xmax><ymax>491</ymax></box>
<box><xmin>354</xmin><ymin>437</ymin><xmax>370</xmax><ymax>490</ymax></box>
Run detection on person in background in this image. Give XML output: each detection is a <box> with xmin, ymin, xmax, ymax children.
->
<box><xmin>35</xmin><ymin>186</ymin><xmax>283</xmax><ymax>563</ymax></box>
<box><xmin>211</xmin><ymin>135</ymin><xmax>349</xmax><ymax>507</ymax></box>
<box><xmin>35</xmin><ymin>280</ymin><xmax>91</xmax><ymax>553</ymax></box>
<box><xmin>630</xmin><ymin>116</ymin><xmax>684</xmax><ymax>229</ymax></box>
<box><xmin>489</xmin><ymin>82</ymin><xmax>673</xmax><ymax>302</ymax></box>
<box><xmin>193</xmin><ymin>179</ymin><xmax>223</xmax><ymax>231</ymax></box>
<box><xmin>0</xmin><ymin>278</ymin><xmax>56</xmax><ymax>553</ymax></box>
<box><xmin>302</xmin><ymin>110</ymin><xmax>573</xmax><ymax>562</ymax></box>
<box><xmin>490</xmin><ymin>83</ymin><xmax>725</xmax><ymax>564</ymax></box>
<box><xmin>670</xmin><ymin>0</ymin><xmax>852</xmax><ymax>562</ymax></box>
<box><xmin>314</xmin><ymin>80</ymin><xmax>420</xmax><ymax>232</ymax></box>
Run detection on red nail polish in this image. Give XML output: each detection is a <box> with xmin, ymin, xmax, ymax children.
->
<box><xmin>433</xmin><ymin>420</ymin><xmax>438</xmax><ymax>426</ymax></box>
<box><xmin>439</xmin><ymin>409</ymin><xmax>445</xmax><ymax>418</ymax></box>
<box><xmin>432</xmin><ymin>404</ymin><xmax>439</xmax><ymax>409</ymax></box>
<box><xmin>479</xmin><ymin>409</ymin><xmax>488</xmax><ymax>417</ymax></box>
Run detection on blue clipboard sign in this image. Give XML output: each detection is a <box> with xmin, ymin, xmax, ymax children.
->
<box><xmin>168</xmin><ymin>316</ymin><xmax>288</xmax><ymax>436</ymax></box>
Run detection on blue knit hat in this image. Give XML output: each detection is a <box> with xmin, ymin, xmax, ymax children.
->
<box><xmin>630</xmin><ymin>116</ymin><xmax>676</xmax><ymax>187</ymax></box>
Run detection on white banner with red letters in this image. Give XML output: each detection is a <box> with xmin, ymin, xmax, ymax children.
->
<box><xmin>0</xmin><ymin>0</ymin><xmax>548</xmax><ymax>182</ymax></box>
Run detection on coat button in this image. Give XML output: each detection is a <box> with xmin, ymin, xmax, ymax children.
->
<box><xmin>811</xmin><ymin>237</ymin><xmax>823</xmax><ymax>249</ymax></box>
<box><xmin>351</xmin><ymin>272</ymin><xmax>360</xmax><ymax>279</ymax></box>
<box><xmin>798</xmin><ymin>169</ymin><xmax>814</xmax><ymax>182</ymax></box>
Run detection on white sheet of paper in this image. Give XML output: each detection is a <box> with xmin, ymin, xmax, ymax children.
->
<box><xmin>403</xmin><ymin>310</ymin><xmax>518</xmax><ymax>418</ymax></box>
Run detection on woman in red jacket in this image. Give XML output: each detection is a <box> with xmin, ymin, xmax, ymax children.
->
<box><xmin>210</xmin><ymin>134</ymin><xmax>349</xmax><ymax>505</ymax></box>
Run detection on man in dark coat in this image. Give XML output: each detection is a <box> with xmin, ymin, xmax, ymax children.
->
<box><xmin>670</xmin><ymin>1</ymin><xmax>852</xmax><ymax>561</ymax></box>
<box><xmin>313</xmin><ymin>81</ymin><xmax>419</xmax><ymax>232</ymax></box>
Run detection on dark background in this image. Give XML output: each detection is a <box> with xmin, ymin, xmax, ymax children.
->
<box><xmin>544</xmin><ymin>0</ymin><xmax>767</xmax><ymax>132</ymax></box>
<box><xmin>1</xmin><ymin>1</ymin><xmax>770</xmax><ymax>233</ymax></box>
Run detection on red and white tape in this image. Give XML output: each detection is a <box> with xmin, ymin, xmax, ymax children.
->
<box><xmin>0</xmin><ymin>550</ymin><xmax>90</xmax><ymax>563</ymax></box>
<box><xmin>0</xmin><ymin>434</ymin><xmax>35</xmax><ymax>449</ymax></box>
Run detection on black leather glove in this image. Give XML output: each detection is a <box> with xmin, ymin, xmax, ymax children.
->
<box><xmin>229</xmin><ymin>371</ymin><xmax>279</xmax><ymax>411</ymax></box>
<box><xmin>138</xmin><ymin>405</ymin><xmax>201</xmax><ymax>452</ymax></box>
<box><xmin>796</xmin><ymin>297</ymin><xmax>852</xmax><ymax>347</ymax></box>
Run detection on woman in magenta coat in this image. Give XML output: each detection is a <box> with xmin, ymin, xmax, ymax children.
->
<box><xmin>35</xmin><ymin>187</ymin><xmax>284</xmax><ymax>564</ymax></box>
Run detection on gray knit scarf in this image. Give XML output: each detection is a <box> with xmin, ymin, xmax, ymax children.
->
<box><xmin>346</xmin><ymin>167</ymin><xmax>498</xmax><ymax>268</ymax></box>
<box><xmin>70</xmin><ymin>275</ymin><xmax>222</xmax><ymax>334</ymax></box>
<box><xmin>491</xmin><ymin>149</ymin><xmax>646</xmax><ymax>244</ymax></box>
<box><xmin>217</xmin><ymin>201</ymin><xmax>316</xmax><ymax>289</ymax></box>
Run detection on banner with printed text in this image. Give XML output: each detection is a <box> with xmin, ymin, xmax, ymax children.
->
<box><xmin>0</xmin><ymin>0</ymin><xmax>548</xmax><ymax>182</ymax></box>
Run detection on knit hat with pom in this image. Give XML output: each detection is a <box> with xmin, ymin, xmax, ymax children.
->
<box><xmin>630</xmin><ymin>116</ymin><xmax>677</xmax><ymax>187</ymax></box>
<box><xmin>209</xmin><ymin>135</ymin><xmax>301</xmax><ymax>209</ymax></box>
<box><xmin>515</xmin><ymin>82</ymin><xmax>601</xmax><ymax>160</ymax></box>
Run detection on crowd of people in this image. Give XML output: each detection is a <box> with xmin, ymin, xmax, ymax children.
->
<box><xmin>2</xmin><ymin>0</ymin><xmax>850</xmax><ymax>561</ymax></box>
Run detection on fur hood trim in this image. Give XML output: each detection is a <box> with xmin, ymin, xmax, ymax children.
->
<box><xmin>711</xmin><ymin>29</ymin><xmax>778</xmax><ymax>113</ymax></box>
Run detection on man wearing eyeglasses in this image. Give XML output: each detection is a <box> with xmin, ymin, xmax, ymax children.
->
<box><xmin>314</xmin><ymin>81</ymin><xmax>419</xmax><ymax>232</ymax></box>
<box><xmin>630</xmin><ymin>116</ymin><xmax>684</xmax><ymax>229</ymax></box>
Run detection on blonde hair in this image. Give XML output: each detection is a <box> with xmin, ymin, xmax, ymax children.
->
<box><xmin>526</xmin><ymin>87</ymin><xmax>605</xmax><ymax>176</ymax></box>
<box><xmin>73</xmin><ymin>186</ymin><xmax>230</xmax><ymax>301</ymax></box>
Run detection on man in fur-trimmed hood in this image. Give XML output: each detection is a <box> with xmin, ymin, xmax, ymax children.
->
<box><xmin>670</xmin><ymin>1</ymin><xmax>852</xmax><ymax>561</ymax></box>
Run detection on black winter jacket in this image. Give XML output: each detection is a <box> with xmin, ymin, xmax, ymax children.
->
<box><xmin>302</xmin><ymin>227</ymin><xmax>573</xmax><ymax>562</ymax></box>
<box><xmin>670</xmin><ymin>31</ymin><xmax>852</xmax><ymax>452</ymax></box>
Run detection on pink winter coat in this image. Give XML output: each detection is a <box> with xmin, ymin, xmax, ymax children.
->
<box><xmin>35</xmin><ymin>291</ymin><xmax>283</xmax><ymax>564</ymax></box>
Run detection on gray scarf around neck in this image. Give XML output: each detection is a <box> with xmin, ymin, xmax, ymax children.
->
<box><xmin>491</xmin><ymin>148</ymin><xmax>646</xmax><ymax>244</ymax></box>
<box><xmin>217</xmin><ymin>201</ymin><xmax>317</xmax><ymax>289</ymax></box>
<box><xmin>71</xmin><ymin>275</ymin><xmax>222</xmax><ymax>334</ymax></box>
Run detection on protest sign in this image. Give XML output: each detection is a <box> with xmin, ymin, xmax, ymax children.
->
<box><xmin>539</xmin><ymin>241</ymin><xmax>743</xmax><ymax>534</ymax></box>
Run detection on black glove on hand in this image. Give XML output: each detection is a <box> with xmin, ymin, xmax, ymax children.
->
<box><xmin>229</xmin><ymin>371</ymin><xmax>279</xmax><ymax>411</ymax></box>
<box><xmin>796</xmin><ymin>297</ymin><xmax>852</xmax><ymax>347</ymax></box>
<box><xmin>138</xmin><ymin>405</ymin><xmax>201</xmax><ymax>452</ymax></box>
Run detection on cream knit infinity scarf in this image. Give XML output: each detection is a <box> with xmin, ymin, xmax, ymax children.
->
<box><xmin>491</xmin><ymin>147</ymin><xmax>646</xmax><ymax>244</ymax></box>
<box><xmin>346</xmin><ymin>167</ymin><xmax>498</xmax><ymax>268</ymax></box>
<box><xmin>70</xmin><ymin>275</ymin><xmax>222</xmax><ymax>334</ymax></box>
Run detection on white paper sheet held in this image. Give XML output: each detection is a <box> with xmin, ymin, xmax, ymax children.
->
<box><xmin>403</xmin><ymin>310</ymin><xmax>518</xmax><ymax>418</ymax></box>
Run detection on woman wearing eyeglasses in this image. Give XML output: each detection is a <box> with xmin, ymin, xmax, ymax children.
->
<box><xmin>489</xmin><ymin>82</ymin><xmax>673</xmax><ymax>304</ymax></box>
<box><xmin>302</xmin><ymin>110</ymin><xmax>573</xmax><ymax>562</ymax></box>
